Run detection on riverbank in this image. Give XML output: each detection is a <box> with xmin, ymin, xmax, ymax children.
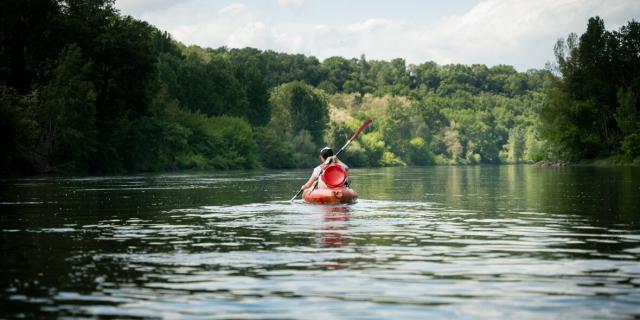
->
<box><xmin>4</xmin><ymin>159</ymin><xmax>640</xmax><ymax>178</ymax></box>
<box><xmin>535</xmin><ymin>155</ymin><xmax>640</xmax><ymax>167</ymax></box>
<box><xmin>576</xmin><ymin>155</ymin><xmax>640</xmax><ymax>166</ymax></box>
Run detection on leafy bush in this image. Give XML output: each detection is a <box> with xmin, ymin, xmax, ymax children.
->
<box><xmin>380</xmin><ymin>151</ymin><xmax>406</xmax><ymax>166</ymax></box>
<box><xmin>622</xmin><ymin>133</ymin><xmax>640</xmax><ymax>160</ymax></box>
<box><xmin>407</xmin><ymin>137</ymin><xmax>435</xmax><ymax>165</ymax></box>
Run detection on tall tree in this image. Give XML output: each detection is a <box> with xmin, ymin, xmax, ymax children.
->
<box><xmin>35</xmin><ymin>44</ymin><xmax>97</xmax><ymax>172</ymax></box>
<box><xmin>544</xmin><ymin>17</ymin><xmax>640</xmax><ymax>159</ymax></box>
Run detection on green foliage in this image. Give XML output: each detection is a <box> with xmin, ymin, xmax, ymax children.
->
<box><xmin>541</xmin><ymin>87</ymin><xmax>601</xmax><ymax>160</ymax></box>
<box><xmin>615</xmin><ymin>88</ymin><xmax>638</xmax><ymax>136</ymax></box>
<box><xmin>2</xmin><ymin>44</ymin><xmax>97</xmax><ymax>173</ymax></box>
<box><xmin>544</xmin><ymin>17</ymin><xmax>640</xmax><ymax>160</ymax></box>
<box><xmin>5</xmin><ymin>3</ymin><xmax>635</xmax><ymax>174</ymax></box>
<box><xmin>40</xmin><ymin>45</ymin><xmax>97</xmax><ymax>171</ymax></box>
<box><xmin>254</xmin><ymin>125</ymin><xmax>294</xmax><ymax>169</ymax></box>
<box><xmin>256</xmin><ymin>81</ymin><xmax>329</xmax><ymax>168</ymax></box>
<box><xmin>407</xmin><ymin>137</ymin><xmax>435</xmax><ymax>165</ymax></box>
<box><xmin>0</xmin><ymin>86</ymin><xmax>30</xmax><ymax>172</ymax></box>
<box><xmin>360</xmin><ymin>132</ymin><xmax>386</xmax><ymax>166</ymax></box>
<box><xmin>271</xmin><ymin>81</ymin><xmax>328</xmax><ymax>144</ymax></box>
<box><xmin>380</xmin><ymin>151</ymin><xmax>406</xmax><ymax>167</ymax></box>
<box><xmin>380</xmin><ymin>97</ymin><xmax>416</xmax><ymax>157</ymax></box>
<box><xmin>502</xmin><ymin>127</ymin><xmax>525</xmax><ymax>163</ymax></box>
<box><xmin>161</xmin><ymin>53</ymin><xmax>253</xmax><ymax>120</ymax></box>
<box><xmin>523</xmin><ymin>127</ymin><xmax>547</xmax><ymax>162</ymax></box>
<box><xmin>323</xmin><ymin>80</ymin><xmax>546</xmax><ymax>166</ymax></box>
<box><xmin>0</xmin><ymin>1</ymin><xmax>267</xmax><ymax>173</ymax></box>
<box><xmin>621</xmin><ymin>133</ymin><xmax>640</xmax><ymax>159</ymax></box>
<box><xmin>134</xmin><ymin>89</ymin><xmax>258</xmax><ymax>171</ymax></box>
<box><xmin>291</xmin><ymin>130</ymin><xmax>318</xmax><ymax>168</ymax></box>
<box><xmin>278</xmin><ymin>83</ymin><xmax>326</xmax><ymax>130</ymax></box>
<box><xmin>183</xmin><ymin>115</ymin><xmax>258</xmax><ymax>170</ymax></box>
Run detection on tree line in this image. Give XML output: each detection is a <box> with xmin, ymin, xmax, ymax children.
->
<box><xmin>1</xmin><ymin>1</ymin><xmax>637</xmax><ymax>175</ymax></box>
<box><xmin>542</xmin><ymin>17</ymin><xmax>640</xmax><ymax>161</ymax></box>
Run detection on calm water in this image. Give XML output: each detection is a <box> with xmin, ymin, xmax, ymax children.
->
<box><xmin>1</xmin><ymin>165</ymin><xmax>639</xmax><ymax>319</ymax></box>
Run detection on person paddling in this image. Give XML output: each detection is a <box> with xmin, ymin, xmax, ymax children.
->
<box><xmin>300</xmin><ymin>147</ymin><xmax>349</xmax><ymax>191</ymax></box>
<box><xmin>290</xmin><ymin>119</ymin><xmax>372</xmax><ymax>202</ymax></box>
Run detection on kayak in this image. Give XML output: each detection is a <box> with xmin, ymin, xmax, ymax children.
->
<box><xmin>303</xmin><ymin>187</ymin><xmax>357</xmax><ymax>204</ymax></box>
<box><xmin>302</xmin><ymin>187</ymin><xmax>358</xmax><ymax>204</ymax></box>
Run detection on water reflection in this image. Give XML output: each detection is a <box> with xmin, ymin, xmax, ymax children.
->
<box><xmin>1</xmin><ymin>166</ymin><xmax>639</xmax><ymax>318</ymax></box>
<box><xmin>317</xmin><ymin>206</ymin><xmax>350</xmax><ymax>248</ymax></box>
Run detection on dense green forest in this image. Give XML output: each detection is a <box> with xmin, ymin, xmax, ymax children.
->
<box><xmin>542</xmin><ymin>17</ymin><xmax>640</xmax><ymax>161</ymax></box>
<box><xmin>1</xmin><ymin>1</ymin><xmax>638</xmax><ymax>174</ymax></box>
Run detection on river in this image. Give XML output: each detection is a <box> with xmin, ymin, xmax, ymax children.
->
<box><xmin>1</xmin><ymin>165</ymin><xmax>639</xmax><ymax>319</ymax></box>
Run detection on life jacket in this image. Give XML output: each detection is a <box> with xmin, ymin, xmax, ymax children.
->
<box><xmin>320</xmin><ymin>163</ymin><xmax>348</xmax><ymax>188</ymax></box>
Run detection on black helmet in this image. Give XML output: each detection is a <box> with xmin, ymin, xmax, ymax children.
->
<box><xmin>320</xmin><ymin>147</ymin><xmax>334</xmax><ymax>159</ymax></box>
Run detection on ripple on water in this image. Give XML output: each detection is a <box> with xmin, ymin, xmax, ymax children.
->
<box><xmin>38</xmin><ymin>198</ymin><xmax>628</xmax><ymax>318</ymax></box>
<box><xmin>2</xmin><ymin>168</ymin><xmax>640</xmax><ymax>319</ymax></box>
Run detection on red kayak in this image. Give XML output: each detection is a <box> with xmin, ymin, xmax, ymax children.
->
<box><xmin>302</xmin><ymin>187</ymin><xmax>358</xmax><ymax>204</ymax></box>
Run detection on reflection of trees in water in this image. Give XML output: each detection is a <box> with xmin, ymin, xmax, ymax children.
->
<box><xmin>527</xmin><ymin>166</ymin><xmax>640</xmax><ymax>222</ymax></box>
<box><xmin>356</xmin><ymin>166</ymin><xmax>639</xmax><ymax>223</ymax></box>
<box><xmin>353</xmin><ymin>166</ymin><xmax>640</xmax><ymax>260</ymax></box>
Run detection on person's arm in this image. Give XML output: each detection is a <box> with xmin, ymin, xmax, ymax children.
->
<box><xmin>301</xmin><ymin>175</ymin><xmax>317</xmax><ymax>190</ymax></box>
<box><xmin>301</xmin><ymin>167</ymin><xmax>321</xmax><ymax>190</ymax></box>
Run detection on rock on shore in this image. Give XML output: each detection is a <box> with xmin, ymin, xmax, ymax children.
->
<box><xmin>535</xmin><ymin>160</ymin><xmax>569</xmax><ymax>167</ymax></box>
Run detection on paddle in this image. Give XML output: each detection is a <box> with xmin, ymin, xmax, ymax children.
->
<box><xmin>290</xmin><ymin>119</ymin><xmax>373</xmax><ymax>202</ymax></box>
<box><xmin>335</xmin><ymin>118</ymin><xmax>373</xmax><ymax>157</ymax></box>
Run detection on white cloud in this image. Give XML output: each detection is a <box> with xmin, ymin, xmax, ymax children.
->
<box><xmin>227</xmin><ymin>22</ymin><xmax>270</xmax><ymax>48</ymax></box>
<box><xmin>278</xmin><ymin>0</ymin><xmax>305</xmax><ymax>9</ymax></box>
<box><xmin>115</xmin><ymin>0</ymin><xmax>640</xmax><ymax>70</ymax></box>
<box><xmin>347</xmin><ymin>19</ymin><xmax>395</xmax><ymax>33</ymax></box>
<box><xmin>218</xmin><ymin>3</ymin><xmax>248</xmax><ymax>15</ymax></box>
<box><xmin>115</xmin><ymin>0</ymin><xmax>176</xmax><ymax>15</ymax></box>
<box><xmin>418</xmin><ymin>0</ymin><xmax>640</xmax><ymax>68</ymax></box>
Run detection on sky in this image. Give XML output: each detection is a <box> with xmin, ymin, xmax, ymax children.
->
<box><xmin>114</xmin><ymin>0</ymin><xmax>640</xmax><ymax>71</ymax></box>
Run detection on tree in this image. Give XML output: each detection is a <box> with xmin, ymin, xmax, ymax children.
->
<box><xmin>443</xmin><ymin>127</ymin><xmax>463</xmax><ymax>161</ymax></box>
<box><xmin>37</xmin><ymin>44</ymin><xmax>97</xmax><ymax>172</ymax></box>
<box><xmin>232</xmin><ymin>60</ymin><xmax>270</xmax><ymax>126</ymax></box>
<box><xmin>503</xmin><ymin>127</ymin><xmax>525</xmax><ymax>163</ymax></box>
<box><xmin>543</xmin><ymin>17</ymin><xmax>640</xmax><ymax>160</ymax></box>
<box><xmin>270</xmin><ymin>81</ymin><xmax>328</xmax><ymax>145</ymax></box>
<box><xmin>0</xmin><ymin>0</ymin><xmax>63</xmax><ymax>93</ymax></box>
<box><xmin>256</xmin><ymin>81</ymin><xmax>329</xmax><ymax>168</ymax></box>
<box><xmin>615</xmin><ymin>87</ymin><xmax>638</xmax><ymax>137</ymax></box>
<box><xmin>541</xmin><ymin>85</ymin><xmax>600</xmax><ymax>159</ymax></box>
<box><xmin>321</xmin><ymin>56</ymin><xmax>354</xmax><ymax>92</ymax></box>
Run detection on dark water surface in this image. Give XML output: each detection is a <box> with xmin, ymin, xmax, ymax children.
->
<box><xmin>1</xmin><ymin>165</ymin><xmax>639</xmax><ymax>319</ymax></box>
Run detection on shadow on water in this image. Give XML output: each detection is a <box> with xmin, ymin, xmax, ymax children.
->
<box><xmin>1</xmin><ymin>165</ymin><xmax>639</xmax><ymax>318</ymax></box>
